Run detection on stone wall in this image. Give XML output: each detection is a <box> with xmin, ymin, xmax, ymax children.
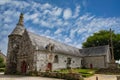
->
<box><xmin>83</xmin><ymin>56</ymin><xmax>106</xmax><ymax>68</ymax></box>
<box><xmin>37</xmin><ymin>72</ymin><xmax>84</xmax><ymax>80</ymax></box>
<box><xmin>35</xmin><ymin>51</ymin><xmax>48</xmax><ymax>72</ymax></box>
<box><xmin>35</xmin><ymin>50</ymin><xmax>82</xmax><ymax>71</ymax></box>
<box><xmin>52</xmin><ymin>53</ymin><xmax>82</xmax><ymax>70</ymax></box>
<box><xmin>17</xmin><ymin>31</ymin><xmax>35</xmax><ymax>73</ymax></box>
<box><xmin>6</xmin><ymin>35</ymin><xmax>22</xmax><ymax>74</ymax></box>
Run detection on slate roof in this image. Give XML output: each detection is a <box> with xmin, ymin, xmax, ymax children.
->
<box><xmin>28</xmin><ymin>32</ymin><xmax>81</xmax><ymax>57</ymax></box>
<box><xmin>0</xmin><ymin>51</ymin><xmax>6</xmax><ymax>63</ymax></box>
<box><xmin>79</xmin><ymin>45</ymin><xmax>109</xmax><ymax>57</ymax></box>
<box><xmin>10</xmin><ymin>25</ymin><xmax>25</xmax><ymax>36</ymax></box>
<box><xmin>0</xmin><ymin>51</ymin><xmax>6</xmax><ymax>58</ymax></box>
<box><xmin>10</xmin><ymin>25</ymin><xmax>109</xmax><ymax>57</ymax></box>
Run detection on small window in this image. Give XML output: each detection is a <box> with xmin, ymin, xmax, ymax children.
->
<box><xmin>73</xmin><ymin>61</ymin><xmax>75</xmax><ymax>63</ymax></box>
<box><xmin>67</xmin><ymin>58</ymin><xmax>71</xmax><ymax>65</ymax></box>
<box><xmin>81</xmin><ymin>60</ymin><xmax>84</xmax><ymax>65</ymax></box>
<box><xmin>45</xmin><ymin>45</ymin><xmax>49</xmax><ymax>50</ymax></box>
<box><xmin>64</xmin><ymin>60</ymin><xmax>66</xmax><ymax>62</ymax></box>
<box><xmin>54</xmin><ymin>55</ymin><xmax>58</xmax><ymax>63</ymax></box>
<box><xmin>51</xmin><ymin>45</ymin><xmax>54</xmax><ymax>51</ymax></box>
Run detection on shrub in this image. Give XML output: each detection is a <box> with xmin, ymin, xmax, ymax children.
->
<box><xmin>37</xmin><ymin>72</ymin><xmax>84</xmax><ymax>80</ymax></box>
<box><xmin>0</xmin><ymin>68</ymin><xmax>5</xmax><ymax>72</ymax></box>
<box><xmin>0</xmin><ymin>56</ymin><xmax>5</xmax><ymax>68</ymax></box>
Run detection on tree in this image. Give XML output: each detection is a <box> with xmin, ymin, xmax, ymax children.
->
<box><xmin>0</xmin><ymin>56</ymin><xmax>5</xmax><ymax>68</ymax></box>
<box><xmin>82</xmin><ymin>30</ymin><xmax>120</xmax><ymax>60</ymax></box>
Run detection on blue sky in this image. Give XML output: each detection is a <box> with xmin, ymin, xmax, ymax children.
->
<box><xmin>0</xmin><ymin>0</ymin><xmax>120</xmax><ymax>55</ymax></box>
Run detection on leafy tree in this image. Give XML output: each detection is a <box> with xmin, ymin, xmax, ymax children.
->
<box><xmin>0</xmin><ymin>56</ymin><xmax>5</xmax><ymax>68</ymax></box>
<box><xmin>82</xmin><ymin>30</ymin><xmax>120</xmax><ymax>60</ymax></box>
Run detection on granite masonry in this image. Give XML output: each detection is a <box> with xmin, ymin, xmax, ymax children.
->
<box><xmin>5</xmin><ymin>13</ymin><xmax>111</xmax><ymax>74</ymax></box>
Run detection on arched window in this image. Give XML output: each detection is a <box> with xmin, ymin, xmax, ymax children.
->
<box><xmin>54</xmin><ymin>55</ymin><xmax>58</xmax><ymax>63</ymax></box>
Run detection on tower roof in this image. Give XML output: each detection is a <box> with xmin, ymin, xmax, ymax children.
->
<box><xmin>17</xmin><ymin>13</ymin><xmax>24</xmax><ymax>26</ymax></box>
<box><xmin>10</xmin><ymin>13</ymin><xmax>25</xmax><ymax>36</ymax></box>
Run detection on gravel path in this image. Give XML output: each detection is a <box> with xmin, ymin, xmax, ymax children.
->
<box><xmin>0</xmin><ymin>73</ymin><xmax>63</xmax><ymax>80</ymax></box>
<box><xmin>84</xmin><ymin>74</ymin><xmax>118</xmax><ymax>80</ymax></box>
<box><xmin>0</xmin><ymin>72</ymin><xmax>119</xmax><ymax>80</ymax></box>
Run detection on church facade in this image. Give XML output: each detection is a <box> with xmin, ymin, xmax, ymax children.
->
<box><xmin>6</xmin><ymin>13</ymin><xmax>111</xmax><ymax>74</ymax></box>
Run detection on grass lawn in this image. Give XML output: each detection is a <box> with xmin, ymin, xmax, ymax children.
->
<box><xmin>0</xmin><ymin>68</ymin><xmax>5</xmax><ymax>72</ymax></box>
<box><xmin>54</xmin><ymin>68</ymin><xmax>97</xmax><ymax>77</ymax></box>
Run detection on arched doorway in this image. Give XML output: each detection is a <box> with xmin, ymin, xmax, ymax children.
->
<box><xmin>47</xmin><ymin>63</ymin><xmax>52</xmax><ymax>71</ymax></box>
<box><xmin>21</xmin><ymin>61</ymin><xmax>27</xmax><ymax>73</ymax></box>
<box><xmin>90</xmin><ymin>64</ymin><xmax>93</xmax><ymax>69</ymax></box>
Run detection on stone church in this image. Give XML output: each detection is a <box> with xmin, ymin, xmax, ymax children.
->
<box><xmin>5</xmin><ymin>13</ymin><xmax>111</xmax><ymax>74</ymax></box>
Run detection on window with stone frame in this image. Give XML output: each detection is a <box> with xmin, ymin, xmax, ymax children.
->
<box><xmin>67</xmin><ymin>57</ymin><xmax>71</xmax><ymax>65</ymax></box>
<box><xmin>54</xmin><ymin>55</ymin><xmax>59</xmax><ymax>63</ymax></box>
<box><xmin>66</xmin><ymin>57</ymin><xmax>72</xmax><ymax>68</ymax></box>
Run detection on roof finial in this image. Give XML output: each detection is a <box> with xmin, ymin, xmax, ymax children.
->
<box><xmin>17</xmin><ymin>13</ymin><xmax>24</xmax><ymax>26</ymax></box>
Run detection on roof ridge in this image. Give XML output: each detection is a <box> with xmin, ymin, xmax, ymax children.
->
<box><xmin>27</xmin><ymin>31</ymin><xmax>81</xmax><ymax>56</ymax></box>
<box><xmin>82</xmin><ymin>45</ymin><xmax>109</xmax><ymax>49</ymax></box>
<box><xmin>28</xmin><ymin>31</ymin><xmax>79</xmax><ymax>49</ymax></box>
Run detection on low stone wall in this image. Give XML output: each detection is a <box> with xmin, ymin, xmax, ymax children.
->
<box><xmin>28</xmin><ymin>71</ymin><xmax>84</xmax><ymax>80</ymax></box>
<box><xmin>96</xmin><ymin>68</ymin><xmax>120</xmax><ymax>74</ymax></box>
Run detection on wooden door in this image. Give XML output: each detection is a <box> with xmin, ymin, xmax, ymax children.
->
<box><xmin>21</xmin><ymin>61</ymin><xmax>27</xmax><ymax>73</ymax></box>
<box><xmin>47</xmin><ymin>63</ymin><xmax>52</xmax><ymax>71</ymax></box>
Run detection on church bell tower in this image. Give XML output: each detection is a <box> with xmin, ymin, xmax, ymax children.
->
<box><xmin>5</xmin><ymin>13</ymin><xmax>25</xmax><ymax>74</ymax></box>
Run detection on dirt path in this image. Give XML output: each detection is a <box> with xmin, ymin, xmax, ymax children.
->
<box><xmin>0</xmin><ymin>73</ymin><xmax>63</xmax><ymax>80</ymax></box>
<box><xmin>0</xmin><ymin>72</ymin><xmax>119</xmax><ymax>80</ymax></box>
<box><xmin>84</xmin><ymin>74</ymin><xmax>118</xmax><ymax>80</ymax></box>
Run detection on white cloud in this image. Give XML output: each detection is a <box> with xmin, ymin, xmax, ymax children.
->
<box><xmin>0</xmin><ymin>0</ymin><xmax>11</xmax><ymax>5</ymax></box>
<box><xmin>70</xmin><ymin>29</ymin><xmax>77</xmax><ymax>38</ymax></box>
<box><xmin>33</xmin><ymin>18</ymin><xmax>39</xmax><ymax>24</ymax></box>
<box><xmin>65</xmin><ymin>38</ymin><xmax>72</xmax><ymax>43</ymax></box>
<box><xmin>55</xmin><ymin>19</ymin><xmax>63</xmax><ymax>26</ymax></box>
<box><xmin>41</xmin><ymin>3</ymin><xmax>52</xmax><ymax>9</ymax></box>
<box><xmin>0</xmin><ymin>0</ymin><xmax>120</xmax><ymax>55</ymax></box>
<box><xmin>52</xmin><ymin>8</ymin><xmax>62</xmax><ymax>16</ymax></box>
<box><xmin>25</xmin><ymin>13</ymin><xmax>40</xmax><ymax>22</ymax></box>
<box><xmin>43</xmin><ymin>9</ymin><xmax>51</xmax><ymax>15</ymax></box>
<box><xmin>77</xmin><ymin>28</ymin><xmax>86</xmax><ymax>34</ymax></box>
<box><xmin>63</xmin><ymin>8</ymin><xmax>72</xmax><ymax>19</ymax></box>
<box><xmin>45</xmin><ymin>30</ymin><xmax>51</xmax><ymax>35</ymax></box>
<box><xmin>72</xmin><ymin>5</ymin><xmax>80</xmax><ymax>18</ymax></box>
<box><xmin>0</xmin><ymin>30</ymin><xmax>9</xmax><ymax>36</ymax></box>
<box><xmin>40</xmin><ymin>20</ymin><xmax>51</xmax><ymax>27</ymax></box>
<box><xmin>7</xmin><ymin>1</ymin><xmax>30</xmax><ymax>10</ymax></box>
<box><xmin>63</xmin><ymin>21</ymin><xmax>69</xmax><ymax>26</ymax></box>
<box><xmin>27</xmin><ymin>27</ymin><xmax>36</xmax><ymax>33</ymax></box>
<box><xmin>2</xmin><ymin>24</ymin><xmax>10</xmax><ymax>29</ymax></box>
<box><xmin>4</xmin><ymin>17</ymin><xmax>11</xmax><ymax>23</ymax></box>
<box><xmin>55</xmin><ymin>29</ymin><xmax>63</xmax><ymax>34</ymax></box>
<box><xmin>31</xmin><ymin>13</ymin><xmax>39</xmax><ymax>19</ymax></box>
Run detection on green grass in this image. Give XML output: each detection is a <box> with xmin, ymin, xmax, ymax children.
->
<box><xmin>0</xmin><ymin>68</ymin><xmax>5</xmax><ymax>72</ymax></box>
<box><xmin>54</xmin><ymin>68</ymin><xmax>97</xmax><ymax>77</ymax></box>
<box><xmin>76</xmin><ymin>69</ymin><xmax>96</xmax><ymax>77</ymax></box>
